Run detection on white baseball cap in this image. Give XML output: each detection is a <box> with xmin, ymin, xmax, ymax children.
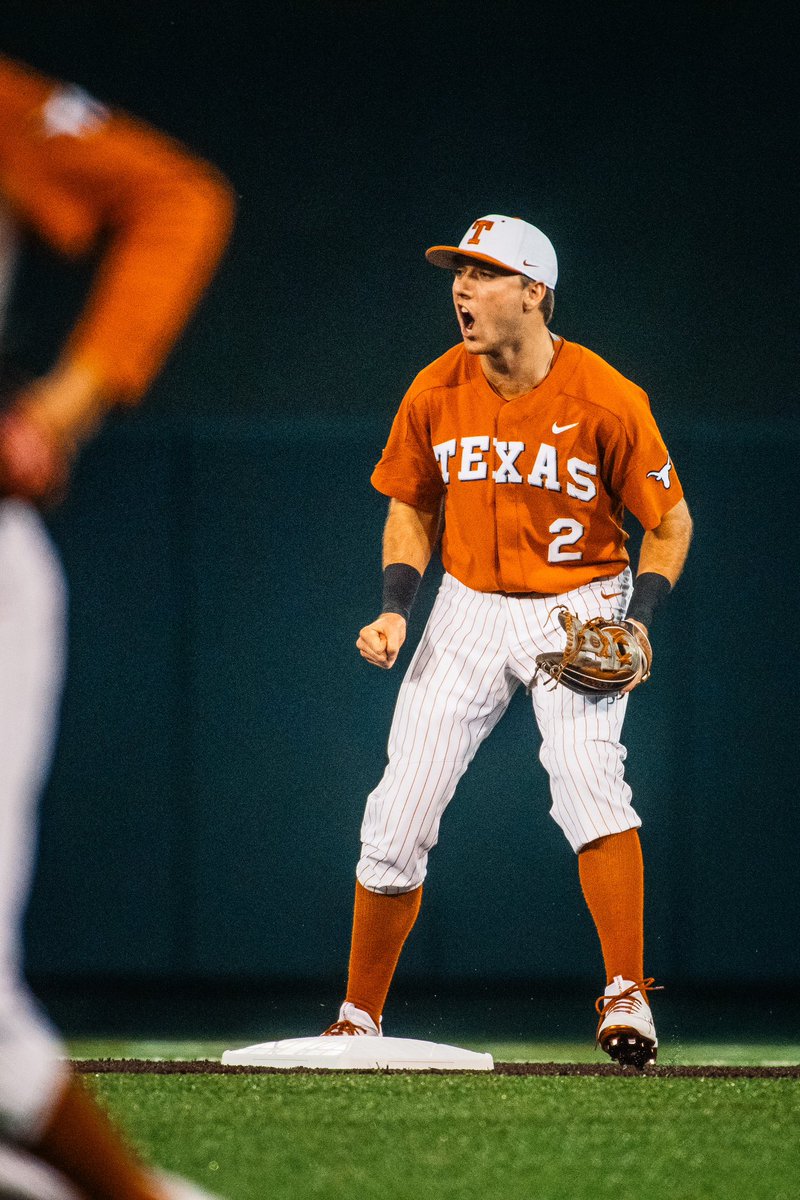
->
<box><xmin>426</xmin><ymin>214</ymin><xmax>558</xmax><ymax>288</ymax></box>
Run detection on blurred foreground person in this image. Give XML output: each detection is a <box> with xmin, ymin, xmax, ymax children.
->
<box><xmin>0</xmin><ymin>55</ymin><xmax>234</xmax><ymax>1199</ymax></box>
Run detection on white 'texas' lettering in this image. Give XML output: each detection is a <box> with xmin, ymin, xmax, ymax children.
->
<box><xmin>527</xmin><ymin>443</ymin><xmax>561</xmax><ymax>492</ymax></box>
<box><xmin>457</xmin><ymin>436</ymin><xmax>490</xmax><ymax>481</ymax></box>
<box><xmin>492</xmin><ymin>439</ymin><xmax>525</xmax><ymax>484</ymax></box>
<box><xmin>430</xmin><ymin>435</ymin><xmax>599</xmax><ymax>501</ymax></box>
<box><xmin>433</xmin><ymin>438</ymin><xmax>458</xmax><ymax>483</ymax></box>
<box><xmin>566</xmin><ymin>457</ymin><xmax>597</xmax><ymax>502</ymax></box>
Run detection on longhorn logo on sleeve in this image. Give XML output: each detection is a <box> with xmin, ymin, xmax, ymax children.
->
<box><xmin>42</xmin><ymin>85</ymin><xmax>109</xmax><ymax>138</ymax></box>
<box><xmin>646</xmin><ymin>456</ymin><xmax>672</xmax><ymax>489</ymax></box>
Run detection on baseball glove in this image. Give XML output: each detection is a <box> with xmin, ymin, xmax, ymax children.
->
<box><xmin>535</xmin><ymin>608</ymin><xmax>652</xmax><ymax>697</ymax></box>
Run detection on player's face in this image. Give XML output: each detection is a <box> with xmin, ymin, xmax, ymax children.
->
<box><xmin>452</xmin><ymin>262</ymin><xmax>527</xmax><ymax>354</ymax></box>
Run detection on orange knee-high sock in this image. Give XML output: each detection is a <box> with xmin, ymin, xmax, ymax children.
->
<box><xmin>578</xmin><ymin>828</ymin><xmax>644</xmax><ymax>985</ymax></box>
<box><xmin>31</xmin><ymin>1074</ymin><xmax>162</xmax><ymax>1200</ymax></box>
<box><xmin>345</xmin><ymin>881</ymin><xmax>423</xmax><ymax>1025</ymax></box>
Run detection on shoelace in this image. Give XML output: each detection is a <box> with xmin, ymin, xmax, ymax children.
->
<box><xmin>594</xmin><ymin>978</ymin><xmax>662</xmax><ymax>1042</ymax></box>
<box><xmin>322</xmin><ymin>1019</ymin><xmax>371</xmax><ymax>1037</ymax></box>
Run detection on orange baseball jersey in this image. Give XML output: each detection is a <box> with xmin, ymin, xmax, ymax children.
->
<box><xmin>0</xmin><ymin>55</ymin><xmax>234</xmax><ymax>403</ymax></box>
<box><xmin>371</xmin><ymin>338</ymin><xmax>684</xmax><ymax>594</ymax></box>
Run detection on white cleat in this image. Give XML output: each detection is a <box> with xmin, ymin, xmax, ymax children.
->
<box><xmin>322</xmin><ymin>1001</ymin><xmax>382</xmax><ymax>1037</ymax></box>
<box><xmin>595</xmin><ymin>975</ymin><xmax>659</xmax><ymax>1069</ymax></box>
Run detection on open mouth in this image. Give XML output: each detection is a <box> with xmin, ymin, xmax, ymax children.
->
<box><xmin>458</xmin><ymin>305</ymin><xmax>475</xmax><ymax>334</ymax></box>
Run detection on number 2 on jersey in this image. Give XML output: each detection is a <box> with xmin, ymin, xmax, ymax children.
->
<box><xmin>548</xmin><ymin>518</ymin><xmax>584</xmax><ymax>562</ymax></box>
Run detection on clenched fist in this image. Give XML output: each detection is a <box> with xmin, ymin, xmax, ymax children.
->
<box><xmin>356</xmin><ymin>612</ymin><xmax>408</xmax><ymax>669</ymax></box>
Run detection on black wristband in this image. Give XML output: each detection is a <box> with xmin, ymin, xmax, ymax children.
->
<box><xmin>625</xmin><ymin>571</ymin><xmax>671</xmax><ymax>629</ymax></box>
<box><xmin>382</xmin><ymin>563</ymin><xmax>422</xmax><ymax>622</ymax></box>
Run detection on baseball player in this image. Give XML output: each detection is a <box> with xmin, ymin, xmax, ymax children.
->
<box><xmin>324</xmin><ymin>215</ymin><xmax>693</xmax><ymax>1067</ymax></box>
<box><xmin>0</xmin><ymin>56</ymin><xmax>233</xmax><ymax>1198</ymax></box>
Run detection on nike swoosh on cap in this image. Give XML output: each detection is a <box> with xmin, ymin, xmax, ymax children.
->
<box><xmin>551</xmin><ymin>421</ymin><xmax>579</xmax><ymax>434</ymax></box>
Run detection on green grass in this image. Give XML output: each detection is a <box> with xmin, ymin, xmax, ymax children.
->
<box><xmin>68</xmin><ymin>1041</ymin><xmax>800</xmax><ymax>1200</ymax></box>
<box><xmin>85</xmin><ymin>1071</ymin><xmax>800</xmax><ymax>1200</ymax></box>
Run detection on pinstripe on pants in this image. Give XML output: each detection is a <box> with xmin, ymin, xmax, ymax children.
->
<box><xmin>357</xmin><ymin>568</ymin><xmax>639</xmax><ymax>894</ymax></box>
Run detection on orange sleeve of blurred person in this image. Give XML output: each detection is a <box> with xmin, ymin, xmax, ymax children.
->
<box><xmin>0</xmin><ymin>54</ymin><xmax>236</xmax><ymax>406</ymax></box>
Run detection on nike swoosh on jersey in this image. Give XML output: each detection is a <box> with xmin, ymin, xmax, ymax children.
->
<box><xmin>551</xmin><ymin>421</ymin><xmax>579</xmax><ymax>434</ymax></box>
<box><xmin>601</xmin><ymin>591</ymin><xmax>623</xmax><ymax>600</ymax></box>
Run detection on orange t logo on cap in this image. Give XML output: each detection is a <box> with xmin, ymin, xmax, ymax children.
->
<box><xmin>466</xmin><ymin>219</ymin><xmax>494</xmax><ymax>245</ymax></box>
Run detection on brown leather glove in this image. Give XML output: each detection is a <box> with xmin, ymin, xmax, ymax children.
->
<box><xmin>535</xmin><ymin>607</ymin><xmax>653</xmax><ymax>697</ymax></box>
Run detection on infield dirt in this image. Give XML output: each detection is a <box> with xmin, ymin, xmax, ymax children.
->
<box><xmin>72</xmin><ymin>1058</ymin><xmax>800</xmax><ymax>1079</ymax></box>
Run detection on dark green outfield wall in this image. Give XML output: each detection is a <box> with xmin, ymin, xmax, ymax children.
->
<box><xmin>2</xmin><ymin>2</ymin><xmax>796</xmax><ymax>988</ymax></box>
<box><xmin>24</xmin><ymin>415</ymin><xmax>800</xmax><ymax>988</ymax></box>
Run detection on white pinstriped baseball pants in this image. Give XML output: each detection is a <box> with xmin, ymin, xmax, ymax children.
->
<box><xmin>358</xmin><ymin>568</ymin><xmax>640</xmax><ymax>894</ymax></box>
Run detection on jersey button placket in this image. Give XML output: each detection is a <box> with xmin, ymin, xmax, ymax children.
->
<box><xmin>494</xmin><ymin>405</ymin><xmax>524</xmax><ymax>592</ymax></box>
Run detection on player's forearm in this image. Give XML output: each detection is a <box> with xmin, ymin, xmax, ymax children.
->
<box><xmin>636</xmin><ymin>498</ymin><xmax>693</xmax><ymax>587</ymax></box>
<box><xmin>14</xmin><ymin>359</ymin><xmax>109</xmax><ymax>449</ymax></box>
<box><xmin>382</xmin><ymin>498</ymin><xmax>441</xmax><ymax>575</ymax></box>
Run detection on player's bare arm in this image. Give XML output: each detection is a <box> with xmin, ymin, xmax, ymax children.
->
<box><xmin>620</xmin><ymin>497</ymin><xmax>693</xmax><ymax>693</ymax></box>
<box><xmin>0</xmin><ymin>360</ymin><xmax>109</xmax><ymax>499</ymax></box>
<box><xmin>0</xmin><ymin>73</ymin><xmax>234</xmax><ymax>501</ymax></box>
<box><xmin>356</xmin><ymin>498</ymin><xmax>442</xmax><ymax>670</ymax></box>
<box><xmin>636</xmin><ymin>498</ymin><xmax>693</xmax><ymax>597</ymax></box>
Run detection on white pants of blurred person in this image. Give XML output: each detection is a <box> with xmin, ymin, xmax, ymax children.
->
<box><xmin>0</xmin><ymin>1141</ymin><xmax>80</xmax><ymax>1199</ymax></box>
<box><xmin>0</xmin><ymin>500</ymin><xmax>68</xmax><ymax>1148</ymax></box>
